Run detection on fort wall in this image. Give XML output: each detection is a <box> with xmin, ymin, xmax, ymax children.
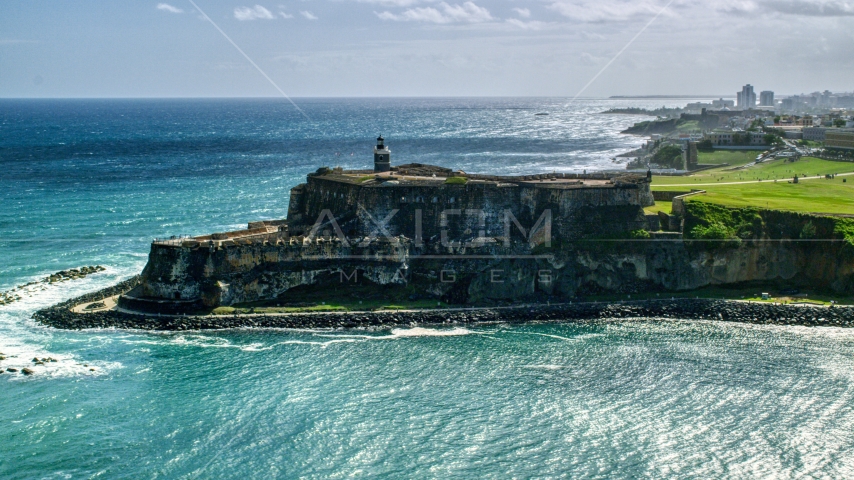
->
<box><xmin>287</xmin><ymin>173</ymin><xmax>654</xmax><ymax>241</ymax></box>
<box><xmin>140</xmin><ymin>236</ymin><xmax>410</xmax><ymax>307</ymax></box>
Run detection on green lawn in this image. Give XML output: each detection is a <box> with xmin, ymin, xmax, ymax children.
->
<box><xmin>651</xmin><ymin>156</ymin><xmax>854</xmax><ymax>214</ymax></box>
<box><xmin>211</xmin><ymin>299</ymin><xmax>449</xmax><ymax>315</ymax></box>
<box><xmin>445</xmin><ymin>176</ymin><xmax>468</xmax><ymax>185</ymax></box>
<box><xmin>682</xmin><ymin>181</ymin><xmax>854</xmax><ymax>214</ymax></box>
<box><xmin>696</xmin><ymin>150</ymin><xmax>759</xmax><ymax>167</ymax></box>
<box><xmin>675</xmin><ymin>120</ymin><xmax>700</xmax><ymax>132</ymax></box>
<box><xmin>644</xmin><ymin>201</ymin><xmax>672</xmax><ymax>215</ymax></box>
<box><xmin>585</xmin><ymin>285</ymin><xmax>854</xmax><ymax>306</ymax></box>
<box><xmin>653</xmin><ymin>157</ymin><xmax>854</xmax><ymax>186</ymax></box>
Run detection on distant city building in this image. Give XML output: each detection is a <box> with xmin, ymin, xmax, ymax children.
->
<box><xmin>675</xmin><ymin>133</ymin><xmax>704</xmax><ymax>144</ymax></box>
<box><xmin>712</xmin><ymin>98</ymin><xmax>735</xmax><ymax>109</ymax></box>
<box><xmin>802</xmin><ymin>127</ymin><xmax>828</xmax><ymax>142</ymax></box>
<box><xmin>759</xmin><ymin>91</ymin><xmax>775</xmax><ymax>107</ymax></box>
<box><xmin>685</xmin><ymin>102</ymin><xmax>716</xmax><ymax>111</ymax></box>
<box><xmin>704</xmin><ymin>130</ymin><xmax>766</xmax><ymax>146</ymax></box>
<box><xmin>781</xmin><ymin>98</ymin><xmax>795</xmax><ymax>111</ymax></box>
<box><xmin>797</xmin><ymin>116</ymin><xmax>817</xmax><ymax>127</ymax></box>
<box><xmin>737</xmin><ymin>85</ymin><xmax>757</xmax><ymax>109</ymax></box>
<box><xmin>826</xmin><ymin>131</ymin><xmax>854</xmax><ymax>150</ymax></box>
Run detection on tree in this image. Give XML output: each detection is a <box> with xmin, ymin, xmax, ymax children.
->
<box><xmin>697</xmin><ymin>139</ymin><xmax>714</xmax><ymax>150</ymax></box>
<box><xmin>652</xmin><ymin>144</ymin><xmax>684</xmax><ymax>169</ymax></box>
<box><xmin>800</xmin><ymin>221</ymin><xmax>816</xmax><ymax>239</ymax></box>
<box><xmin>765</xmin><ymin>134</ymin><xmax>780</xmax><ymax>146</ymax></box>
<box><xmin>835</xmin><ymin>119</ymin><xmax>847</xmax><ymax>128</ymax></box>
<box><xmin>732</xmin><ymin>133</ymin><xmax>749</xmax><ymax>146</ymax></box>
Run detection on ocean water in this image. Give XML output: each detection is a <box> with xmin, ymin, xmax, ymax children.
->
<box><xmin>2</xmin><ymin>98</ymin><xmax>854</xmax><ymax>478</ymax></box>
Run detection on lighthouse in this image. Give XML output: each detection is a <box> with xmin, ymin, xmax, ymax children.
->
<box><xmin>373</xmin><ymin>135</ymin><xmax>391</xmax><ymax>173</ymax></box>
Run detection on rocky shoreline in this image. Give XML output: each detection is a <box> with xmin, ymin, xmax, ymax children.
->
<box><xmin>0</xmin><ymin>266</ymin><xmax>107</xmax><ymax>307</ymax></box>
<box><xmin>32</xmin><ymin>278</ymin><xmax>854</xmax><ymax>331</ymax></box>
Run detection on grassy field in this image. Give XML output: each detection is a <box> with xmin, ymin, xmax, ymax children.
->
<box><xmin>675</xmin><ymin>120</ymin><xmax>700</xmax><ymax>132</ymax></box>
<box><xmin>679</xmin><ymin>181</ymin><xmax>854</xmax><ymax>214</ymax></box>
<box><xmin>211</xmin><ymin>299</ymin><xmax>450</xmax><ymax>315</ymax></box>
<box><xmin>644</xmin><ymin>201</ymin><xmax>673</xmax><ymax>215</ymax></box>
<box><xmin>696</xmin><ymin>150</ymin><xmax>758</xmax><ymax>166</ymax></box>
<box><xmin>207</xmin><ymin>284</ymin><xmax>453</xmax><ymax>315</ymax></box>
<box><xmin>585</xmin><ymin>285</ymin><xmax>854</xmax><ymax>306</ymax></box>
<box><xmin>654</xmin><ymin>156</ymin><xmax>854</xmax><ymax>186</ymax></box>
<box><xmin>445</xmin><ymin>176</ymin><xmax>468</xmax><ymax>185</ymax></box>
<box><xmin>651</xmin><ymin>156</ymin><xmax>854</xmax><ymax>214</ymax></box>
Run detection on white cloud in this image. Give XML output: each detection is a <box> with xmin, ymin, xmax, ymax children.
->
<box><xmin>715</xmin><ymin>0</ymin><xmax>854</xmax><ymax>17</ymax></box>
<box><xmin>505</xmin><ymin>18</ymin><xmax>548</xmax><ymax>29</ymax></box>
<box><xmin>713</xmin><ymin>1</ymin><xmax>760</xmax><ymax>14</ymax></box>
<box><xmin>375</xmin><ymin>1</ymin><xmax>494</xmax><ymax>23</ymax></box>
<box><xmin>358</xmin><ymin>0</ymin><xmax>421</xmax><ymax>6</ymax></box>
<box><xmin>300</xmin><ymin>10</ymin><xmax>319</xmax><ymax>20</ymax></box>
<box><xmin>280</xmin><ymin>11</ymin><xmax>294</xmax><ymax>19</ymax></box>
<box><xmin>547</xmin><ymin>1</ymin><xmax>660</xmax><ymax>22</ymax></box>
<box><xmin>763</xmin><ymin>0</ymin><xmax>854</xmax><ymax>16</ymax></box>
<box><xmin>234</xmin><ymin>5</ymin><xmax>276</xmax><ymax>21</ymax></box>
<box><xmin>580</xmin><ymin>52</ymin><xmax>601</xmax><ymax>65</ymax></box>
<box><xmin>156</xmin><ymin>3</ymin><xmax>183</xmax><ymax>14</ymax></box>
<box><xmin>512</xmin><ymin>7</ymin><xmax>531</xmax><ymax>18</ymax></box>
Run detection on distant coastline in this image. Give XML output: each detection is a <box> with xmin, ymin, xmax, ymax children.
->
<box><xmin>609</xmin><ymin>95</ymin><xmax>735</xmax><ymax>99</ymax></box>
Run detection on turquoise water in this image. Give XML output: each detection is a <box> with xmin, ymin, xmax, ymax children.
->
<box><xmin>3</xmin><ymin>98</ymin><xmax>854</xmax><ymax>478</ymax></box>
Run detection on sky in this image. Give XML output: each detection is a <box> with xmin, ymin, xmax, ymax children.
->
<box><xmin>1</xmin><ymin>0</ymin><xmax>853</xmax><ymax>98</ymax></box>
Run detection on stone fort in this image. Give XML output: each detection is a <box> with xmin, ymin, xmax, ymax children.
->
<box><xmin>121</xmin><ymin>137</ymin><xmax>656</xmax><ymax>311</ymax></box>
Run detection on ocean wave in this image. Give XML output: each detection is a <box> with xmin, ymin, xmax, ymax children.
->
<box><xmin>0</xmin><ymin>340</ymin><xmax>120</xmax><ymax>380</ymax></box>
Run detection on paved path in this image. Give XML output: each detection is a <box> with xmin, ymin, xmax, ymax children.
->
<box><xmin>72</xmin><ymin>295</ymin><xmax>119</xmax><ymax>313</ymax></box>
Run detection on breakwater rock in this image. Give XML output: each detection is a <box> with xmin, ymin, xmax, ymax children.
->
<box><xmin>0</xmin><ymin>266</ymin><xmax>107</xmax><ymax>307</ymax></box>
<box><xmin>34</xmin><ymin>280</ymin><xmax>854</xmax><ymax>331</ymax></box>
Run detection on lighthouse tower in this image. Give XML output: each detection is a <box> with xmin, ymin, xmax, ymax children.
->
<box><xmin>373</xmin><ymin>136</ymin><xmax>391</xmax><ymax>173</ymax></box>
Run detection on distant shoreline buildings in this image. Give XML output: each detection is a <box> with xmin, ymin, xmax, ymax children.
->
<box><xmin>737</xmin><ymin>84</ymin><xmax>757</xmax><ymax>109</ymax></box>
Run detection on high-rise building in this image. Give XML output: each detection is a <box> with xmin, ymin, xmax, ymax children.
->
<box><xmin>737</xmin><ymin>84</ymin><xmax>757</xmax><ymax>109</ymax></box>
<box><xmin>759</xmin><ymin>91</ymin><xmax>775</xmax><ymax>107</ymax></box>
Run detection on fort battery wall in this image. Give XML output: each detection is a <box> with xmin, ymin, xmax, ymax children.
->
<box><xmin>286</xmin><ymin>168</ymin><xmax>655</xmax><ymax>241</ymax></box>
<box><xmin>126</xmin><ymin>223</ymin><xmax>854</xmax><ymax>312</ymax></box>
<box><xmin>128</xmin><ymin>236</ymin><xmax>410</xmax><ymax>309</ymax></box>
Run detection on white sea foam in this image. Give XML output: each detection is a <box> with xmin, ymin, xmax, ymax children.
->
<box><xmin>388</xmin><ymin>327</ymin><xmax>473</xmax><ymax>338</ymax></box>
<box><xmin>507</xmin><ymin>331</ymin><xmax>604</xmax><ymax>342</ymax></box>
<box><xmin>0</xmin><ymin>265</ymin><xmax>142</xmax><ymax>381</ymax></box>
<box><xmin>169</xmin><ymin>335</ymin><xmax>274</xmax><ymax>352</ymax></box>
<box><xmin>0</xmin><ymin>340</ymin><xmax>120</xmax><ymax>379</ymax></box>
<box><xmin>114</xmin><ymin>326</ymin><xmax>477</xmax><ymax>352</ymax></box>
<box><xmin>521</xmin><ymin>364</ymin><xmax>564</xmax><ymax>370</ymax></box>
<box><xmin>315</xmin><ymin>326</ymin><xmax>475</xmax><ymax>341</ymax></box>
